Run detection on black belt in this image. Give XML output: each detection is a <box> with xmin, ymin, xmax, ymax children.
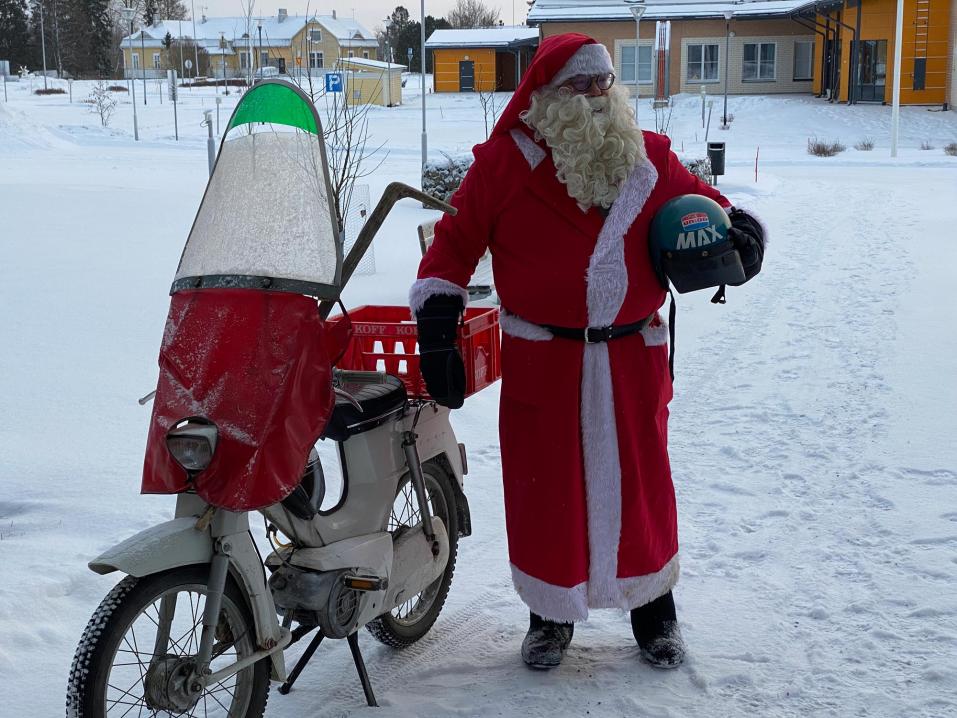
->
<box><xmin>541</xmin><ymin>313</ymin><xmax>655</xmax><ymax>344</ymax></box>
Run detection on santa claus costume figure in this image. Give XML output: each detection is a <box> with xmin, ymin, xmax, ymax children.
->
<box><xmin>410</xmin><ymin>33</ymin><xmax>765</xmax><ymax>669</ymax></box>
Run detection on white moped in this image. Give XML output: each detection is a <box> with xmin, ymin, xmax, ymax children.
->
<box><xmin>67</xmin><ymin>81</ymin><xmax>473</xmax><ymax>717</ymax></box>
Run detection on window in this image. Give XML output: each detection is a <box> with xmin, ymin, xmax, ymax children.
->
<box><xmin>687</xmin><ymin>43</ymin><xmax>719</xmax><ymax>82</ymax></box>
<box><xmin>131</xmin><ymin>52</ymin><xmax>140</xmax><ymax>69</ymax></box>
<box><xmin>348</xmin><ymin>51</ymin><xmax>355</xmax><ymax>58</ymax></box>
<box><xmin>620</xmin><ymin>44</ymin><xmax>652</xmax><ymax>84</ymax></box>
<box><xmin>260</xmin><ymin>51</ymin><xmax>269</xmax><ymax>67</ymax></box>
<box><xmin>309</xmin><ymin>51</ymin><xmax>324</xmax><ymax>69</ymax></box>
<box><xmin>793</xmin><ymin>40</ymin><xmax>813</xmax><ymax>81</ymax></box>
<box><xmin>240</xmin><ymin>52</ymin><xmax>249</xmax><ymax>69</ymax></box>
<box><xmin>362</xmin><ymin>51</ymin><xmax>369</xmax><ymax>59</ymax></box>
<box><xmin>308</xmin><ymin>28</ymin><xmax>322</xmax><ymax>42</ymax></box>
<box><xmin>743</xmin><ymin>42</ymin><xmax>776</xmax><ymax>81</ymax></box>
<box><xmin>152</xmin><ymin>53</ymin><xmax>161</xmax><ymax>69</ymax></box>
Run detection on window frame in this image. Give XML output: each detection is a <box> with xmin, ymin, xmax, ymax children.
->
<box><xmin>131</xmin><ymin>52</ymin><xmax>140</xmax><ymax>70</ymax></box>
<box><xmin>743</xmin><ymin>42</ymin><xmax>777</xmax><ymax>82</ymax></box>
<box><xmin>793</xmin><ymin>40</ymin><xmax>813</xmax><ymax>81</ymax></box>
<box><xmin>620</xmin><ymin>43</ymin><xmax>653</xmax><ymax>85</ymax></box>
<box><xmin>686</xmin><ymin>42</ymin><xmax>719</xmax><ymax>83</ymax></box>
<box><xmin>309</xmin><ymin>51</ymin><xmax>324</xmax><ymax>69</ymax></box>
<box><xmin>308</xmin><ymin>28</ymin><xmax>322</xmax><ymax>42</ymax></box>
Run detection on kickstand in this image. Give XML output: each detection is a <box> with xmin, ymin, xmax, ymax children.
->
<box><xmin>278</xmin><ymin>631</ymin><xmax>324</xmax><ymax>695</ymax></box>
<box><xmin>348</xmin><ymin>632</ymin><xmax>378</xmax><ymax>707</ymax></box>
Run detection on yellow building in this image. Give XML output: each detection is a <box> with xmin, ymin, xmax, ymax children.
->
<box><xmin>338</xmin><ymin>58</ymin><xmax>405</xmax><ymax>106</ymax></box>
<box><xmin>811</xmin><ymin>0</ymin><xmax>952</xmax><ymax>105</ymax></box>
<box><xmin>120</xmin><ymin>9</ymin><xmax>378</xmax><ymax>82</ymax></box>
<box><xmin>426</xmin><ymin>27</ymin><xmax>539</xmax><ymax>92</ymax></box>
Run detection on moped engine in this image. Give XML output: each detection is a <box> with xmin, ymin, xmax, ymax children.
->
<box><xmin>269</xmin><ymin>566</ymin><xmax>364</xmax><ymax>639</ymax></box>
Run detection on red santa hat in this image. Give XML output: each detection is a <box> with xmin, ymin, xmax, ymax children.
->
<box><xmin>490</xmin><ymin>33</ymin><xmax>610</xmax><ymax>139</ymax></box>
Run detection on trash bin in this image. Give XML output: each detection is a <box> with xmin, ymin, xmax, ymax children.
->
<box><xmin>707</xmin><ymin>142</ymin><xmax>726</xmax><ymax>177</ymax></box>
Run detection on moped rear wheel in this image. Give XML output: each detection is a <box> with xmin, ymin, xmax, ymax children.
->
<box><xmin>366</xmin><ymin>460</ymin><xmax>459</xmax><ymax>648</ymax></box>
<box><xmin>66</xmin><ymin>564</ymin><xmax>270</xmax><ymax>718</ymax></box>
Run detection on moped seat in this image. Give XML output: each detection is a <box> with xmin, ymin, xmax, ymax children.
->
<box><xmin>322</xmin><ymin>374</ymin><xmax>408</xmax><ymax>442</ymax></box>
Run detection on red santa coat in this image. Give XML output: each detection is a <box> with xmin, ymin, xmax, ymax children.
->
<box><xmin>411</xmin><ymin>38</ymin><xmax>730</xmax><ymax>623</ymax></box>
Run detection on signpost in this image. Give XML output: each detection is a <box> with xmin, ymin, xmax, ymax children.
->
<box><xmin>168</xmin><ymin>69</ymin><xmax>179</xmax><ymax>141</ymax></box>
<box><xmin>185</xmin><ymin>58</ymin><xmax>193</xmax><ymax>91</ymax></box>
<box><xmin>325</xmin><ymin>72</ymin><xmax>343</xmax><ymax>93</ymax></box>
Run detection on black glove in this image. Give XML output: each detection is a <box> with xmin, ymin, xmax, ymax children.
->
<box><xmin>726</xmin><ymin>209</ymin><xmax>765</xmax><ymax>285</ymax></box>
<box><xmin>416</xmin><ymin>294</ymin><xmax>466</xmax><ymax>409</ymax></box>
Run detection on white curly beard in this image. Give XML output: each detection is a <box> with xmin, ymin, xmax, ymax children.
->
<box><xmin>520</xmin><ymin>84</ymin><xmax>646</xmax><ymax>209</ymax></box>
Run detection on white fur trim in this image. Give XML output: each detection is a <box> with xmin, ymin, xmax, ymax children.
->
<box><xmin>510</xmin><ymin>555</ymin><xmax>679</xmax><ymax>622</ymax></box>
<box><xmin>577</xmin><ymin>156</ymin><xmax>662</xmax><ymax>607</ymax></box>
<box><xmin>640</xmin><ymin>317</ymin><xmax>669</xmax><ymax>347</ymax></box>
<box><xmin>408</xmin><ymin>277</ymin><xmax>469</xmax><ymax>316</ymax></box>
<box><xmin>499</xmin><ymin>308</ymin><xmax>554</xmax><ymax>341</ymax></box>
<box><xmin>509</xmin><ymin>129</ymin><xmax>546</xmax><ymax>170</ymax></box>
<box><xmin>550</xmin><ymin>43</ymin><xmax>615</xmax><ymax>88</ymax></box>
<box><xmin>511</xmin><ymin>564</ymin><xmax>589</xmax><ymax>623</ymax></box>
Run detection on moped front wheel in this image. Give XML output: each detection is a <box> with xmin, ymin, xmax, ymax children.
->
<box><xmin>66</xmin><ymin>564</ymin><xmax>270</xmax><ymax>718</ymax></box>
<box><xmin>366</xmin><ymin>460</ymin><xmax>459</xmax><ymax>648</ymax></box>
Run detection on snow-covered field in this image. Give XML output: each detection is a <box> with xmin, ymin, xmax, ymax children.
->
<box><xmin>2</xmin><ymin>75</ymin><xmax>956</xmax><ymax>717</ymax></box>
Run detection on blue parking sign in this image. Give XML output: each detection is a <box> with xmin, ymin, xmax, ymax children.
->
<box><xmin>325</xmin><ymin>73</ymin><xmax>343</xmax><ymax>93</ymax></box>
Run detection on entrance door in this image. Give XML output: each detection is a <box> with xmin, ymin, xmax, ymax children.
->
<box><xmin>459</xmin><ymin>60</ymin><xmax>475</xmax><ymax>92</ymax></box>
<box><xmin>856</xmin><ymin>39</ymin><xmax>887</xmax><ymax>102</ymax></box>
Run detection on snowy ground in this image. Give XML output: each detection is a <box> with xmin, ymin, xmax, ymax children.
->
<box><xmin>2</xmin><ymin>75</ymin><xmax>957</xmax><ymax>717</ymax></box>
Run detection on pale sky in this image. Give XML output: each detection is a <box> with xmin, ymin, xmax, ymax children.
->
<box><xmin>196</xmin><ymin>0</ymin><xmax>528</xmax><ymax>37</ymax></box>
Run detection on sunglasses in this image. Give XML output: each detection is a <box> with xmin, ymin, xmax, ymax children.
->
<box><xmin>562</xmin><ymin>73</ymin><xmax>616</xmax><ymax>93</ymax></box>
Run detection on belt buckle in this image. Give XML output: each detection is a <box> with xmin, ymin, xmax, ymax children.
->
<box><xmin>585</xmin><ymin>326</ymin><xmax>611</xmax><ymax>343</ymax></box>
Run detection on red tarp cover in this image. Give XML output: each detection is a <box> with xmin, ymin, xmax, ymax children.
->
<box><xmin>142</xmin><ymin>288</ymin><xmax>342</xmax><ymax>511</ymax></box>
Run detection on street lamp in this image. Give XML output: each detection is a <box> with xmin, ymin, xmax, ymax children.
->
<box><xmin>120</xmin><ymin>2</ymin><xmax>139</xmax><ymax>141</ymax></box>
<box><xmin>420</xmin><ymin>0</ymin><xmax>427</xmax><ymax>192</ymax></box>
<box><xmin>219</xmin><ymin>31</ymin><xmax>229</xmax><ymax>95</ymax></box>
<box><xmin>722</xmin><ymin>9</ymin><xmax>733</xmax><ymax>128</ymax></box>
<box><xmin>257</xmin><ymin>19</ymin><xmax>263</xmax><ymax>79</ymax></box>
<box><xmin>383</xmin><ymin>17</ymin><xmax>392</xmax><ymax>107</ymax></box>
<box><xmin>625</xmin><ymin>0</ymin><xmax>646</xmax><ymax>119</ymax></box>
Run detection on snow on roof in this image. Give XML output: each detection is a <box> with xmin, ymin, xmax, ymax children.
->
<box><xmin>425</xmin><ymin>27</ymin><xmax>540</xmax><ymax>49</ymax></box>
<box><xmin>339</xmin><ymin>57</ymin><xmax>407</xmax><ymax>71</ymax></box>
<box><xmin>122</xmin><ymin>13</ymin><xmax>376</xmax><ymax>47</ymax></box>
<box><xmin>527</xmin><ymin>0</ymin><xmax>822</xmax><ymax>24</ymax></box>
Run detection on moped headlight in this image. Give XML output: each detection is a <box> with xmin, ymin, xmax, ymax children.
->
<box><xmin>166</xmin><ymin>421</ymin><xmax>218</xmax><ymax>473</ymax></box>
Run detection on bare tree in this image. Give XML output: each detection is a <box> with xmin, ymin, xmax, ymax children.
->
<box><xmin>88</xmin><ymin>80</ymin><xmax>117</xmax><ymax>125</ymax></box>
<box><xmin>448</xmin><ymin>0</ymin><xmax>499</xmax><ymax>28</ymax></box>
<box><xmin>238</xmin><ymin>0</ymin><xmax>254</xmax><ymax>86</ymax></box>
<box><xmin>477</xmin><ymin>86</ymin><xmax>506</xmax><ymax>140</ymax></box>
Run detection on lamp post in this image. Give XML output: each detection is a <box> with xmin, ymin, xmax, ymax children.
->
<box><xmin>421</xmin><ymin>0</ymin><xmax>427</xmax><ymax>190</ymax></box>
<box><xmin>140</xmin><ymin>17</ymin><xmax>147</xmax><ymax>105</ymax></box>
<box><xmin>219</xmin><ymin>31</ymin><xmax>228</xmax><ymax>95</ymax></box>
<box><xmin>626</xmin><ymin>0</ymin><xmax>646</xmax><ymax>119</ymax></box>
<box><xmin>383</xmin><ymin>17</ymin><xmax>392</xmax><ymax>107</ymax></box>
<box><xmin>38</xmin><ymin>2</ymin><xmax>48</xmax><ymax>90</ymax></box>
<box><xmin>190</xmin><ymin>0</ymin><xmax>199</xmax><ymax>82</ymax></box>
<box><xmin>120</xmin><ymin>2</ymin><xmax>139</xmax><ymax>140</ymax></box>
<box><xmin>257</xmin><ymin>19</ymin><xmax>263</xmax><ymax>79</ymax></box>
<box><xmin>722</xmin><ymin>9</ymin><xmax>733</xmax><ymax>128</ymax></box>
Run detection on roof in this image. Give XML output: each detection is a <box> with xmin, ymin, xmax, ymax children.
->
<box><xmin>425</xmin><ymin>27</ymin><xmax>540</xmax><ymax>49</ymax></box>
<box><xmin>339</xmin><ymin>57</ymin><xmax>407</xmax><ymax>72</ymax></box>
<box><xmin>526</xmin><ymin>0</ymin><xmax>826</xmax><ymax>24</ymax></box>
<box><xmin>120</xmin><ymin>13</ymin><xmax>377</xmax><ymax>49</ymax></box>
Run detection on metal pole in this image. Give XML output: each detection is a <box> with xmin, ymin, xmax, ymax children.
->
<box><xmin>421</xmin><ymin>0</ymin><xmax>427</xmax><ymax>189</ymax></box>
<box><xmin>129</xmin><ymin>23</ymin><xmax>139</xmax><ymax>141</ymax></box>
<box><xmin>191</xmin><ymin>0</ymin><xmax>199</xmax><ymax>83</ymax></box>
<box><xmin>722</xmin><ymin>21</ymin><xmax>729</xmax><ymax>125</ymax></box>
<box><xmin>634</xmin><ymin>16</ymin><xmax>640</xmax><ymax>117</ymax></box>
<box><xmin>204</xmin><ymin>109</ymin><xmax>215</xmax><ymax>175</ymax></box>
<box><xmin>386</xmin><ymin>40</ymin><xmax>391</xmax><ymax>107</ymax></box>
<box><xmin>890</xmin><ymin>0</ymin><xmax>903</xmax><ymax>157</ymax></box>
<box><xmin>141</xmin><ymin>29</ymin><xmax>147</xmax><ymax>105</ymax></box>
<box><xmin>39</xmin><ymin>3</ymin><xmax>48</xmax><ymax>90</ymax></box>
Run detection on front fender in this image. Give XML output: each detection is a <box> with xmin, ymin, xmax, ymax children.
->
<box><xmin>89</xmin><ymin>517</ymin><xmax>212</xmax><ymax>577</ymax></box>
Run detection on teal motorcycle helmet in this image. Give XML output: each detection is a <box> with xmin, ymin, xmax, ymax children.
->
<box><xmin>649</xmin><ymin>194</ymin><xmax>746</xmax><ymax>293</ymax></box>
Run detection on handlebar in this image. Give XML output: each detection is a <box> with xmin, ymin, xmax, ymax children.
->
<box><xmin>319</xmin><ymin>182</ymin><xmax>456</xmax><ymax>320</ymax></box>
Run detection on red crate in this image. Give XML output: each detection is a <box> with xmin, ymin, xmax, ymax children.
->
<box><xmin>333</xmin><ymin>305</ymin><xmax>501</xmax><ymax>399</ymax></box>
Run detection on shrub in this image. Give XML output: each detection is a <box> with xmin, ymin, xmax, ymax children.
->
<box><xmin>34</xmin><ymin>87</ymin><xmax>66</xmax><ymax>95</ymax></box>
<box><xmin>683</xmin><ymin>157</ymin><xmax>712</xmax><ymax>182</ymax></box>
<box><xmin>807</xmin><ymin>138</ymin><xmax>845</xmax><ymax>157</ymax></box>
<box><xmin>945</xmin><ymin>142</ymin><xmax>957</xmax><ymax>157</ymax></box>
<box><xmin>88</xmin><ymin>81</ymin><xmax>117</xmax><ymax>127</ymax></box>
<box><xmin>854</xmin><ymin>138</ymin><xmax>874</xmax><ymax>151</ymax></box>
<box><xmin>423</xmin><ymin>153</ymin><xmax>472</xmax><ymax>202</ymax></box>
<box><xmin>107</xmin><ymin>85</ymin><xmax>128</xmax><ymax>92</ymax></box>
<box><xmin>920</xmin><ymin>140</ymin><xmax>934</xmax><ymax>151</ymax></box>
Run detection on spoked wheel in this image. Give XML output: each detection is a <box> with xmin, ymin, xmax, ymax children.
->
<box><xmin>67</xmin><ymin>564</ymin><xmax>270</xmax><ymax>718</ymax></box>
<box><xmin>366</xmin><ymin>460</ymin><xmax>459</xmax><ymax>648</ymax></box>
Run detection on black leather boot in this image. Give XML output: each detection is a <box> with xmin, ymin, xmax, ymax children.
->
<box><xmin>521</xmin><ymin>612</ymin><xmax>574</xmax><ymax>669</ymax></box>
<box><xmin>630</xmin><ymin>591</ymin><xmax>685</xmax><ymax>668</ymax></box>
